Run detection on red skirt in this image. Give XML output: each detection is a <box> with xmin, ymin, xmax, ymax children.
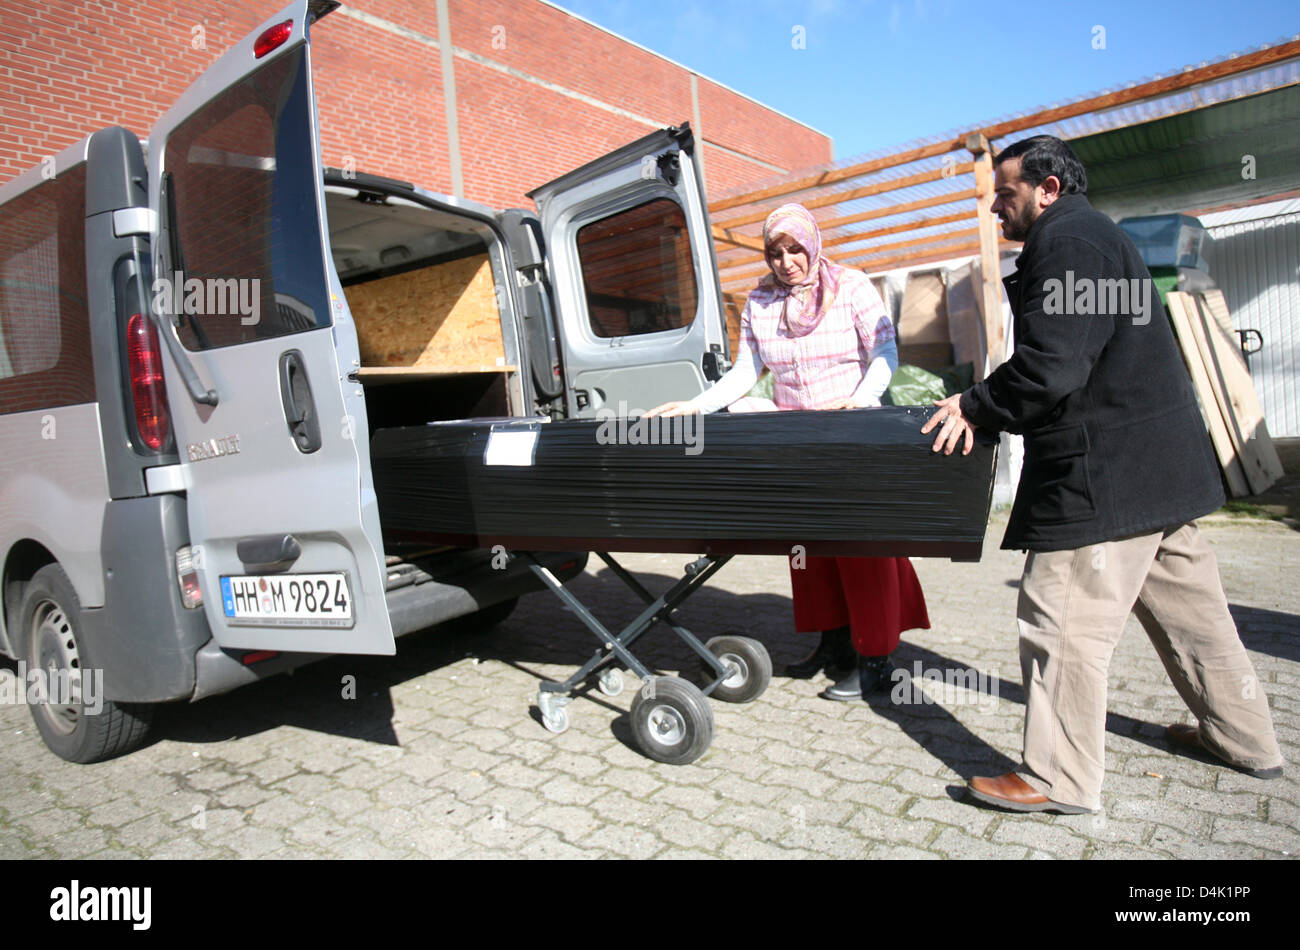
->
<box><xmin>789</xmin><ymin>556</ymin><xmax>930</xmax><ymax>656</ymax></box>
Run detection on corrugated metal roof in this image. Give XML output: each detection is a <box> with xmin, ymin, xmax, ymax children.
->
<box><xmin>710</xmin><ymin>41</ymin><xmax>1300</xmax><ymax>277</ymax></box>
<box><xmin>710</xmin><ymin>39</ymin><xmax>1300</xmax><ymax>208</ymax></box>
<box><xmin>983</xmin><ymin>53</ymin><xmax>1300</xmax><ymax>151</ymax></box>
<box><xmin>1070</xmin><ymin>84</ymin><xmax>1300</xmax><ymax>219</ymax></box>
<box><xmin>1198</xmin><ymin>196</ymin><xmax>1300</xmax><ymax>227</ymax></box>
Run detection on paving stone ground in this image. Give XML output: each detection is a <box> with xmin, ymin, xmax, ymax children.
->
<box><xmin>1</xmin><ymin>513</ymin><xmax>1297</xmax><ymax>859</ymax></box>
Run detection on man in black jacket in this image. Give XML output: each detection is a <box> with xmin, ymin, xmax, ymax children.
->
<box><xmin>923</xmin><ymin>135</ymin><xmax>1283</xmax><ymax>814</ymax></box>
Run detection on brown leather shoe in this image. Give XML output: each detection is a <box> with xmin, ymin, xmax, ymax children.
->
<box><xmin>967</xmin><ymin>772</ymin><xmax>1093</xmax><ymax>814</ymax></box>
<box><xmin>1165</xmin><ymin>722</ymin><xmax>1204</xmax><ymax>752</ymax></box>
<box><xmin>1165</xmin><ymin>723</ymin><xmax>1283</xmax><ymax>779</ymax></box>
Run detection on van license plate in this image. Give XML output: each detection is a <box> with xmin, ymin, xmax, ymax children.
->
<box><xmin>220</xmin><ymin>573</ymin><xmax>354</xmax><ymax>627</ymax></box>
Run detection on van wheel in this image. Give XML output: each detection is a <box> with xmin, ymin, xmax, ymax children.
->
<box><xmin>20</xmin><ymin>564</ymin><xmax>153</xmax><ymax>763</ymax></box>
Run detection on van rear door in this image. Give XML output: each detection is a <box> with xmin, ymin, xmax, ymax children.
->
<box><xmin>147</xmin><ymin>1</ymin><xmax>394</xmax><ymax>654</ymax></box>
<box><xmin>527</xmin><ymin>125</ymin><xmax>729</xmax><ymax>418</ymax></box>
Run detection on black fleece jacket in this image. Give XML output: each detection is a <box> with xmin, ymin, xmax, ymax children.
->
<box><xmin>960</xmin><ymin>194</ymin><xmax>1224</xmax><ymax>552</ymax></box>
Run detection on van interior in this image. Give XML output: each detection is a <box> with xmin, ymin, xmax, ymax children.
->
<box><xmin>324</xmin><ymin>187</ymin><xmax>520</xmax><ymax>435</ymax></box>
<box><xmin>323</xmin><ymin>185</ymin><xmax>544</xmax><ymax>583</ymax></box>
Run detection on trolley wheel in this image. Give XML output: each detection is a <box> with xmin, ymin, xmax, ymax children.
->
<box><xmin>702</xmin><ymin>635</ymin><xmax>772</xmax><ymax>704</ymax></box>
<box><xmin>537</xmin><ymin>690</ymin><xmax>570</xmax><ymax>734</ymax></box>
<box><xmin>541</xmin><ymin>706</ymin><xmax>569</xmax><ymax>734</ymax></box>
<box><xmin>597</xmin><ymin>668</ymin><xmax>624</xmax><ymax>697</ymax></box>
<box><xmin>629</xmin><ymin>676</ymin><xmax>713</xmax><ymax>765</ymax></box>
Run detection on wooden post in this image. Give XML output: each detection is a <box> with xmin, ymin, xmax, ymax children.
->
<box><xmin>967</xmin><ymin>133</ymin><xmax>1006</xmax><ymax>373</ymax></box>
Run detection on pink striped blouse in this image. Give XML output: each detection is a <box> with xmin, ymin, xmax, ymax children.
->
<box><xmin>691</xmin><ymin>269</ymin><xmax>896</xmax><ymax>413</ymax></box>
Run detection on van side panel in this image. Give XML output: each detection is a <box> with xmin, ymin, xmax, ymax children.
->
<box><xmin>0</xmin><ymin>406</ymin><xmax>111</xmax><ymax>631</ymax></box>
<box><xmin>88</xmin><ymin>493</ymin><xmax>211</xmax><ymax>702</ymax></box>
<box><xmin>0</xmin><ymin>151</ymin><xmax>109</xmax><ymax>645</ymax></box>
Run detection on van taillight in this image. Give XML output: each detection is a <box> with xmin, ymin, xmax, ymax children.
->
<box><xmin>126</xmin><ymin>312</ymin><xmax>171</xmax><ymax>452</ymax></box>
<box><xmin>254</xmin><ymin>20</ymin><xmax>292</xmax><ymax>58</ymax></box>
<box><xmin>175</xmin><ymin>546</ymin><xmax>203</xmax><ymax>609</ymax></box>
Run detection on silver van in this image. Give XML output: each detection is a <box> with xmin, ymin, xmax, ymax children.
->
<box><xmin>0</xmin><ymin>0</ymin><xmax>729</xmax><ymax>762</ymax></box>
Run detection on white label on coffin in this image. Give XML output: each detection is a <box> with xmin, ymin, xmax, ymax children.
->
<box><xmin>484</xmin><ymin>429</ymin><xmax>539</xmax><ymax>466</ymax></box>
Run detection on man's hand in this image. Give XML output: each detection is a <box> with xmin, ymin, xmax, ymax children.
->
<box><xmin>920</xmin><ymin>393</ymin><xmax>976</xmax><ymax>456</ymax></box>
<box><xmin>644</xmin><ymin>401</ymin><xmax>700</xmax><ymax>418</ymax></box>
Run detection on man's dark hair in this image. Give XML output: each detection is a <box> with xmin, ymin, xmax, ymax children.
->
<box><xmin>993</xmin><ymin>135</ymin><xmax>1088</xmax><ymax>195</ymax></box>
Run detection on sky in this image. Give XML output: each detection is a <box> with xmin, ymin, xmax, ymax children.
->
<box><xmin>553</xmin><ymin>0</ymin><xmax>1299</xmax><ymax>163</ymax></box>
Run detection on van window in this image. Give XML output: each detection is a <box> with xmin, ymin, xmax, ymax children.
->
<box><xmin>0</xmin><ymin>164</ymin><xmax>94</xmax><ymax>413</ymax></box>
<box><xmin>576</xmin><ymin>197</ymin><xmax>698</xmax><ymax>338</ymax></box>
<box><xmin>162</xmin><ymin>47</ymin><xmax>331</xmax><ymax>350</ymax></box>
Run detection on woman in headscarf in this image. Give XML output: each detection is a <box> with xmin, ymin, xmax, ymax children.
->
<box><xmin>647</xmin><ymin>203</ymin><xmax>929</xmax><ymax>700</ymax></box>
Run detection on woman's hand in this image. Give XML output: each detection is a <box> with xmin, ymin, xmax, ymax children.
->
<box><xmin>644</xmin><ymin>401</ymin><xmax>700</xmax><ymax>418</ymax></box>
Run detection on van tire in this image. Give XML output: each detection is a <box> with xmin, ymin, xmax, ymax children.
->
<box><xmin>19</xmin><ymin>564</ymin><xmax>153</xmax><ymax>763</ymax></box>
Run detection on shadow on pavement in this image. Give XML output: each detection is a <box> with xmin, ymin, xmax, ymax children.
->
<box><xmin>869</xmin><ymin>642</ymin><xmax>1215</xmax><ymax>774</ymax></box>
<box><xmin>152</xmin><ymin>562</ymin><xmax>1296</xmax><ymax>763</ymax></box>
<box><xmin>155</xmin><ymin>558</ymin><xmax>790</xmax><ymax>752</ymax></box>
<box><xmin>157</xmin><ymin>655</ymin><xmax>402</xmax><ymax>751</ymax></box>
<box><xmin>1230</xmin><ymin>603</ymin><xmax>1300</xmax><ymax>664</ymax></box>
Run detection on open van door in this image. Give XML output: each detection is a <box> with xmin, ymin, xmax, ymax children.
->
<box><xmin>528</xmin><ymin>125</ymin><xmax>730</xmax><ymax>418</ymax></box>
<box><xmin>147</xmin><ymin>1</ymin><xmax>394</xmax><ymax>654</ymax></box>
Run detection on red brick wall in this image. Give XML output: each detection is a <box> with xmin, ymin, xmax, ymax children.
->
<box><xmin>697</xmin><ymin>76</ymin><xmax>830</xmax><ymax>175</ymax></box>
<box><xmin>0</xmin><ymin>0</ymin><xmax>830</xmax><ymax>208</ymax></box>
<box><xmin>313</xmin><ymin>14</ymin><xmax>455</xmax><ymax>197</ymax></box>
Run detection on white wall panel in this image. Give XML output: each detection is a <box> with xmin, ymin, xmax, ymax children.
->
<box><xmin>1204</xmin><ymin>211</ymin><xmax>1300</xmax><ymax>437</ymax></box>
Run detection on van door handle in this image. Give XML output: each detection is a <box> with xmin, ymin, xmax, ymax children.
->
<box><xmin>236</xmin><ymin>534</ymin><xmax>302</xmax><ymax>573</ymax></box>
<box><xmin>279</xmin><ymin>350</ymin><xmax>322</xmax><ymax>453</ymax></box>
<box><xmin>703</xmin><ymin>345</ymin><xmax>731</xmax><ymax>381</ymax></box>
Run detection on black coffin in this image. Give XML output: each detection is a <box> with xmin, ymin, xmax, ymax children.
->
<box><xmin>370</xmin><ymin>406</ymin><xmax>997</xmax><ymax>558</ymax></box>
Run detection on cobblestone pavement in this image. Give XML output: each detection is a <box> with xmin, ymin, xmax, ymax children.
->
<box><xmin>2</xmin><ymin>514</ymin><xmax>1297</xmax><ymax>860</ymax></box>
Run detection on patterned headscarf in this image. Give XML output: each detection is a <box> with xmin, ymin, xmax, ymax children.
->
<box><xmin>758</xmin><ymin>203</ymin><xmax>845</xmax><ymax>337</ymax></box>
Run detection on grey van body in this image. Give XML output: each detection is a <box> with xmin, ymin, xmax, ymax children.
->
<box><xmin>0</xmin><ymin>1</ymin><xmax>727</xmax><ymax>761</ymax></box>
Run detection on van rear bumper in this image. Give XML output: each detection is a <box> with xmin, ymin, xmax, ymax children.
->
<box><xmin>189</xmin><ymin>549</ymin><xmax>588</xmax><ymax>701</ymax></box>
<box><xmin>89</xmin><ymin>494</ymin><xmax>211</xmax><ymax>703</ymax></box>
<box><xmin>385</xmin><ymin>548</ymin><xmax>587</xmax><ymax>637</ymax></box>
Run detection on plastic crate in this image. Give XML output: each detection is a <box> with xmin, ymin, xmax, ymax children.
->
<box><xmin>1118</xmin><ymin>214</ymin><xmax>1210</xmax><ymax>271</ymax></box>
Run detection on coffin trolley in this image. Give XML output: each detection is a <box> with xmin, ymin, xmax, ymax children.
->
<box><xmin>523</xmin><ymin>551</ymin><xmax>766</xmax><ymax>765</ymax></box>
<box><xmin>371</xmin><ymin>406</ymin><xmax>997</xmax><ymax>764</ymax></box>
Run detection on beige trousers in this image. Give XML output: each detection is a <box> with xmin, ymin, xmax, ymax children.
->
<box><xmin>1015</xmin><ymin>522</ymin><xmax>1283</xmax><ymax>810</ymax></box>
